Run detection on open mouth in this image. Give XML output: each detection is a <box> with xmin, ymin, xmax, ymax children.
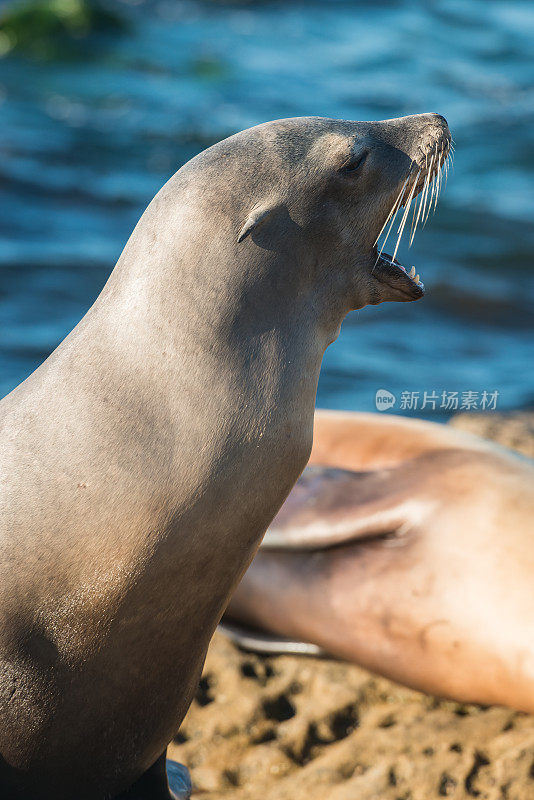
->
<box><xmin>372</xmin><ymin>251</ymin><xmax>424</xmax><ymax>301</ymax></box>
<box><xmin>372</xmin><ymin>137</ymin><xmax>453</xmax><ymax>302</ymax></box>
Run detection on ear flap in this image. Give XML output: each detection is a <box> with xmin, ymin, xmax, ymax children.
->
<box><xmin>237</xmin><ymin>202</ymin><xmax>278</xmax><ymax>243</ymax></box>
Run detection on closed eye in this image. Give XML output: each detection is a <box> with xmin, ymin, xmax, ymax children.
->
<box><xmin>340</xmin><ymin>150</ymin><xmax>368</xmax><ymax>174</ymax></box>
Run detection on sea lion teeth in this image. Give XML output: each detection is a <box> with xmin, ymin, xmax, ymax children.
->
<box><xmin>410</xmin><ymin>266</ymin><xmax>416</xmax><ymax>278</ymax></box>
<box><xmin>415</xmin><ymin>274</ymin><xmax>420</xmax><ymax>284</ymax></box>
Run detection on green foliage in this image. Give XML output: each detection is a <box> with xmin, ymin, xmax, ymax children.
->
<box><xmin>0</xmin><ymin>0</ymin><xmax>128</xmax><ymax>59</ymax></box>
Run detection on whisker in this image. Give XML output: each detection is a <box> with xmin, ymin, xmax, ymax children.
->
<box><xmin>392</xmin><ymin>170</ymin><xmax>419</xmax><ymax>261</ymax></box>
<box><xmin>420</xmin><ymin>151</ymin><xmax>435</xmax><ymax>228</ymax></box>
<box><xmin>374</xmin><ymin>177</ymin><xmax>408</xmax><ymax>246</ymax></box>
<box><xmin>433</xmin><ymin>147</ymin><xmax>443</xmax><ymax>218</ymax></box>
<box><xmin>434</xmin><ymin>145</ymin><xmax>447</xmax><ymax>206</ymax></box>
<box><xmin>433</xmin><ymin>146</ymin><xmax>442</xmax><ymax>210</ymax></box>
<box><xmin>409</xmin><ymin>158</ymin><xmax>433</xmax><ymax>241</ymax></box>
<box><xmin>397</xmin><ymin>175</ymin><xmax>421</xmax><ymax>238</ymax></box>
<box><xmin>430</xmin><ymin>171</ymin><xmax>439</xmax><ymax>218</ymax></box>
<box><xmin>428</xmin><ymin>169</ymin><xmax>439</xmax><ymax>223</ymax></box>
<box><xmin>411</xmin><ymin>158</ymin><xmax>432</xmax><ymax>245</ymax></box>
<box><xmin>397</xmin><ymin>172</ymin><xmax>419</xmax><ymax>235</ymax></box>
<box><xmin>409</xmin><ymin>192</ymin><xmax>421</xmax><ymax>244</ymax></box>
<box><xmin>375</xmin><ymin>173</ymin><xmax>411</xmax><ymax>258</ymax></box>
<box><xmin>423</xmin><ymin>144</ymin><xmax>439</xmax><ymax>225</ymax></box>
<box><xmin>434</xmin><ymin>169</ymin><xmax>442</xmax><ymax>218</ymax></box>
<box><xmin>374</xmin><ymin>208</ymin><xmax>395</xmax><ymax>247</ymax></box>
<box><xmin>422</xmin><ymin>144</ymin><xmax>438</xmax><ymax>227</ymax></box>
<box><xmin>443</xmin><ymin>153</ymin><xmax>450</xmax><ymax>190</ymax></box>
<box><xmin>376</xmin><ymin>196</ymin><xmax>404</xmax><ymax>259</ymax></box>
<box><xmin>409</xmin><ymin>195</ymin><xmax>421</xmax><ymax>247</ymax></box>
<box><xmin>376</xmin><ymin>136</ymin><xmax>453</xmax><ymax>268</ymax></box>
<box><xmin>425</xmin><ymin>146</ymin><xmax>441</xmax><ymax>226</ymax></box>
<box><xmin>414</xmin><ymin>153</ymin><xmax>433</xmax><ymax>239</ymax></box>
<box><xmin>409</xmin><ymin>157</ymin><xmax>426</xmax><ymax>244</ymax></box>
<box><xmin>393</xmin><ymin>200</ymin><xmax>412</xmax><ymax>262</ymax></box>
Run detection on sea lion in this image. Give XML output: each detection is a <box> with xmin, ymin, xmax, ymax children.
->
<box><xmin>0</xmin><ymin>114</ymin><xmax>450</xmax><ymax>799</ymax></box>
<box><xmin>224</xmin><ymin>410</ymin><xmax>534</xmax><ymax>713</ymax></box>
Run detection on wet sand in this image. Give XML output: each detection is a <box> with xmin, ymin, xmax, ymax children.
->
<box><xmin>169</xmin><ymin>411</ymin><xmax>534</xmax><ymax>800</ymax></box>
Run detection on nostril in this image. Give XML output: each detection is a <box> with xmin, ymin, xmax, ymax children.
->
<box><xmin>431</xmin><ymin>113</ymin><xmax>448</xmax><ymax>128</ymax></box>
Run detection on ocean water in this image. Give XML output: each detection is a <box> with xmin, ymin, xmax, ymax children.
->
<box><xmin>1</xmin><ymin>0</ymin><xmax>533</xmax><ymax>418</ymax></box>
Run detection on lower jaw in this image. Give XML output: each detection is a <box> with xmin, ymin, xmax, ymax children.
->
<box><xmin>371</xmin><ymin>251</ymin><xmax>425</xmax><ymax>302</ymax></box>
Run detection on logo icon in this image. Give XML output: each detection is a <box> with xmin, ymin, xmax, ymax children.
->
<box><xmin>375</xmin><ymin>389</ymin><xmax>396</xmax><ymax>411</ymax></box>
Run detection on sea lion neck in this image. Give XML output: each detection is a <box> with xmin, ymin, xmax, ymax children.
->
<box><xmin>95</xmin><ymin>179</ymin><xmax>336</xmax><ymax>398</ymax></box>
<box><xmin>60</xmin><ymin>199</ymin><xmax>326</xmax><ymax>496</ymax></box>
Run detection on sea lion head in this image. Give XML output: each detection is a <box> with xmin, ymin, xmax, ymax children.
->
<box><xmin>236</xmin><ymin>114</ymin><xmax>451</xmax><ymax>306</ymax></box>
<box><xmin>137</xmin><ymin>114</ymin><xmax>451</xmax><ymax>341</ymax></box>
<box><xmin>192</xmin><ymin>114</ymin><xmax>450</xmax><ymax>310</ymax></box>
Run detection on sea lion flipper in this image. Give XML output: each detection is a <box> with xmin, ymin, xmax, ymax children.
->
<box><xmin>311</xmin><ymin>409</ymin><xmax>493</xmax><ymax>471</ymax></box>
<box><xmin>261</xmin><ymin>463</ymin><xmax>430</xmax><ymax>551</ymax></box>
<box><xmin>218</xmin><ymin>621</ymin><xmax>324</xmax><ymax>657</ymax></box>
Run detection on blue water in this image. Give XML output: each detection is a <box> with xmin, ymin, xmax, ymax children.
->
<box><xmin>1</xmin><ymin>0</ymin><xmax>533</xmax><ymax>418</ymax></box>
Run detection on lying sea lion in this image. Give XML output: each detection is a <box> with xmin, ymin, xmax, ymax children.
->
<box><xmin>224</xmin><ymin>410</ymin><xmax>534</xmax><ymax>713</ymax></box>
<box><xmin>0</xmin><ymin>115</ymin><xmax>450</xmax><ymax>798</ymax></box>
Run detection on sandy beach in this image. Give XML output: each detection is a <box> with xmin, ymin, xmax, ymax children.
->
<box><xmin>170</xmin><ymin>412</ymin><xmax>534</xmax><ymax>800</ymax></box>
